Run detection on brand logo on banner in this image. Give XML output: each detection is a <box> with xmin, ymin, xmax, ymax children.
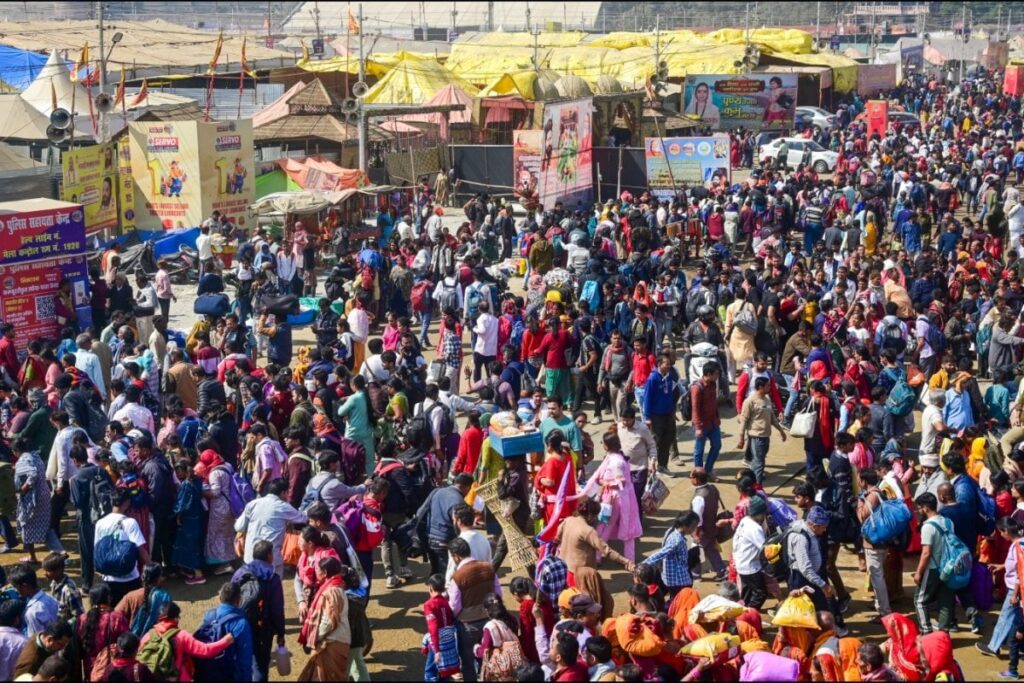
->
<box><xmin>644</xmin><ymin>136</ymin><xmax>731</xmax><ymax>199</ymax></box>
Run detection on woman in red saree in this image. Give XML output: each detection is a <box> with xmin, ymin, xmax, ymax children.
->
<box><xmin>918</xmin><ymin>631</ymin><xmax>964</xmax><ymax>682</ymax></box>
<box><xmin>535</xmin><ymin>431</ymin><xmax>577</xmax><ymax>542</ymax></box>
<box><xmin>881</xmin><ymin>613</ymin><xmax>922</xmax><ymax>681</ymax></box>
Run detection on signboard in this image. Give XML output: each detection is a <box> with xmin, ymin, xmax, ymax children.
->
<box><xmin>116</xmin><ymin>135</ymin><xmax>136</xmax><ymax>233</ymax></box>
<box><xmin>682</xmin><ymin>74</ymin><xmax>798</xmax><ymax>131</ymax></box>
<box><xmin>128</xmin><ymin>119</ymin><xmax>255</xmax><ymax>230</ymax></box>
<box><xmin>311</xmin><ymin>38</ymin><xmax>324</xmax><ymax>55</ymax></box>
<box><xmin>829</xmin><ymin>35</ymin><xmax>840</xmax><ymax>51</ymax></box>
<box><xmin>865</xmin><ymin>99</ymin><xmax>889</xmax><ymax>139</ymax></box>
<box><xmin>539</xmin><ymin>97</ymin><xmax>593</xmax><ymax>209</ymax></box>
<box><xmin>644</xmin><ymin>136</ymin><xmax>731</xmax><ymax>200</ymax></box>
<box><xmin>900</xmin><ymin>44</ymin><xmax>924</xmax><ymax>81</ymax></box>
<box><xmin>0</xmin><ymin>255</ymin><xmax>89</xmax><ymax>352</ymax></box>
<box><xmin>857</xmin><ymin>64</ymin><xmax>898</xmax><ymax>97</ymax></box>
<box><xmin>61</xmin><ymin>143</ymin><xmax>117</xmax><ymax>234</ymax></box>
<box><xmin>512</xmin><ymin>130</ymin><xmax>543</xmax><ymax>205</ymax></box>
<box><xmin>0</xmin><ymin>201</ymin><xmax>86</xmax><ymax>265</ymax></box>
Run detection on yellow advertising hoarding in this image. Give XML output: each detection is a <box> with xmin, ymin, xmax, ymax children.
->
<box><xmin>127</xmin><ymin>119</ymin><xmax>255</xmax><ymax>230</ymax></box>
<box><xmin>116</xmin><ymin>135</ymin><xmax>136</xmax><ymax>233</ymax></box>
<box><xmin>61</xmin><ymin>143</ymin><xmax>117</xmax><ymax>234</ymax></box>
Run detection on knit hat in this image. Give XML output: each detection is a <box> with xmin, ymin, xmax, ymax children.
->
<box><xmin>748</xmin><ymin>496</ymin><xmax>768</xmax><ymax>517</ymax></box>
<box><xmin>807</xmin><ymin>505</ymin><xmax>831</xmax><ymax>526</ymax></box>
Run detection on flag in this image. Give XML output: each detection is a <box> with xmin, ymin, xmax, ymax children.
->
<box><xmin>300</xmin><ymin>38</ymin><xmax>309</xmax><ymax>63</ymax></box>
<box><xmin>207</xmin><ymin>30</ymin><xmax>223</xmax><ymax>74</ymax></box>
<box><xmin>130</xmin><ymin>79</ymin><xmax>148</xmax><ymax>107</ymax></box>
<box><xmin>240</xmin><ymin>36</ymin><xmax>256</xmax><ymax>79</ymax></box>
<box><xmin>50</xmin><ymin>80</ymin><xmax>57</xmax><ymax>112</ymax></box>
<box><xmin>347</xmin><ymin>7</ymin><xmax>360</xmax><ymax>34</ymax></box>
<box><xmin>70</xmin><ymin>41</ymin><xmax>88</xmax><ymax>83</ymax></box>
<box><xmin>114</xmin><ymin>65</ymin><xmax>126</xmax><ymax>105</ymax></box>
<box><xmin>536</xmin><ymin>458</ymin><xmax>575</xmax><ymax>544</ymax></box>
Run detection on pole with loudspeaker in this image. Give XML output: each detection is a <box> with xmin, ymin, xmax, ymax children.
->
<box><xmin>94</xmin><ymin>92</ymin><xmax>114</xmax><ymax>114</ymax></box>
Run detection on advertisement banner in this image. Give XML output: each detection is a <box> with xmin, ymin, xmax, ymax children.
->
<box><xmin>644</xmin><ymin>136</ymin><xmax>731</xmax><ymax>200</ymax></box>
<box><xmin>129</xmin><ymin>120</ymin><xmax>203</xmax><ymax>230</ymax></box>
<box><xmin>857</xmin><ymin>64</ymin><xmax>898</xmax><ymax>97</ymax></box>
<box><xmin>0</xmin><ymin>200</ymin><xmax>86</xmax><ymax>265</ymax></box>
<box><xmin>865</xmin><ymin>99</ymin><xmax>889</xmax><ymax>140</ymax></box>
<box><xmin>116</xmin><ymin>135</ymin><xmax>136</xmax><ymax>233</ymax></box>
<box><xmin>539</xmin><ymin>98</ymin><xmax>593</xmax><ymax>209</ymax></box>
<box><xmin>197</xmin><ymin>119</ymin><xmax>255</xmax><ymax>230</ymax></box>
<box><xmin>61</xmin><ymin>143</ymin><xmax>117</xmax><ymax>234</ymax></box>
<box><xmin>512</xmin><ymin>130</ymin><xmax>543</xmax><ymax>206</ymax></box>
<box><xmin>0</xmin><ymin>255</ymin><xmax>89</xmax><ymax>353</ymax></box>
<box><xmin>682</xmin><ymin>74</ymin><xmax>798</xmax><ymax>132</ymax></box>
<box><xmin>128</xmin><ymin>120</ymin><xmax>255</xmax><ymax>231</ymax></box>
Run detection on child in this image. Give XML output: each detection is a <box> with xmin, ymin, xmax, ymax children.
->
<box><xmin>1003</xmin><ymin>520</ymin><xmax>1024</xmax><ymax>679</ymax></box>
<box><xmin>510</xmin><ymin>575</ymin><xmax>550</xmax><ymax>663</ymax></box>
<box><xmin>633</xmin><ymin>563</ymin><xmax>666</xmax><ymax>614</ymax></box>
<box><xmin>422</xmin><ymin>573</ymin><xmax>460</xmax><ymax>681</ymax></box>
<box><xmin>638</xmin><ymin>511</ymin><xmax>699</xmax><ymax>602</ymax></box>
<box><xmin>42</xmin><ymin>552</ymin><xmax>82</xmax><ymax>623</ymax></box>
<box><xmin>585</xmin><ymin>635</ymin><xmax>615</xmax><ymax>680</ymax></box>
<box><xmin>171</xmin><ymin>460</ymin><xmax>206</xmax><ymax>585</ymax></box>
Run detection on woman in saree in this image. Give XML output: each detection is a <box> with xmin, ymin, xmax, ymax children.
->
<box><xmin>667</xmin><ymin>586</ymin><xmax>700</xmax><ymax>641</ymax></box>
<box><xmin>881</xmin><ymin>612</ymin><xmax>923</xmax><ymax>682</ymax></box>
<box><xmin>772</xmin><ymin>622</ymin><xmax>815</xmax><ymax>678</ymax></box>
<box><xmin>12</xmin><ymin>437</ymin><xmax>52</xmax><ymax>564</ymax></box>
<box><xmin>198</xmin><ymin>448</ymin><xmax>237</xmax><ymax>573</ymax></box>
<box><xmin>839</xmin><ymin>637</ymin><xmax>863</xmax><ymax>681</ymax></box>
<box><xmin>918</xmin><ymin>631</ymin><xmax>964</xmax><ymax>682</ymax></box>
<box><xmin>171</xmin><ymin>459</ymin><xmax>206</xmax><ymax>585</ymax></box>
<box><xmin>535</xmin><ymin>430</ymin><xmax>577</xmax><ymax>539</ymax></box>
<box><xmin>578</xmin><ymin>431</ymin><xmax>642</xmax><ymax>562</ymax></box>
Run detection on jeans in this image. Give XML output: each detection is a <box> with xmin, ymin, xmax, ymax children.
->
<box><xmin>654</xmin><ymin>317</ymin><xmax>672</xmax><ymax>354</ymax></box>
<box><xmin>349</xmin><ymin>646</ymin><xmax>370</xmax><ymax>681</ymax></box>
<box><xmin>472</xmin><ymin>353</ymin><xmax>495</xmax><ymax>383</ymax></box>
<box><xmin>419</xmin><ymin>310</ymin><xmax>433</xmax><ymax>345</ymax></box>
<box><xmin>357</xmin><ymin>549</ymin><xmax>374</xmax><ymax>595</ymax></box>
<box><xmin>0</xmin><ymin>516</ymin><xmax>17</xmax><ymax>549</ymax></box>
<box><xmin>427</xmin><ymin>539</ymin><xmax>449</xmax><ymax>577</ymax></box>
<box><xmin>158</xmin><ymin>297</ymin><xmax>171</xmax><ymax>320</ymax></box>
<box><xmin>382</xmin><ymin>511</ymin><xmax>408</xmax><ymax>578</ymax></box>
<box><xmin>782</xmin><ymin>374</ymin><xmax>799</xmax><ymax>419</ymax></box>
<box><xmin>804</xmin><ymin>222</ymin><xmax>823</xmax><ymax>253</ymax></box>
<box><xmin>693</xmin><ymin>425</ymin><xmax>722</xmax><ymax>473</ymax></box>
<box><xmin>631</xmin><ymin>468</ymin><xmax>648</xmax><ymax>526</ymax></box>
<box><xmin>634</xmin><ymin>386</ymin><xmax>647</xmax><ymax>420</ymax></box>
<box><xmin>989</xmin><ymin>591</ymin><xmax>1019</xmax><ymax>653</ymax></box>
<box><xmin>746</xmin><ymin>436</ymin><xmax>769</xmax><ymax>484</ymax></box>
<box><xmin>572</xmin><ymin>371</ymin><xmax>601</xmax><ymax>418</ymax></box>
<box><xmin>456</xmin><ymin>619</ymin><xmax>485</xmax><ymax>682</ymax></box>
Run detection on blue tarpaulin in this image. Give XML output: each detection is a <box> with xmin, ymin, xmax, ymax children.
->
<box><xmin>153</xmin><ymin>228</ymin><xmax>200</xmax><ymax>257</ymax></box>
<box><xmin>0</xmin><ymin>46</ymin><xmax>64</xmax><ymax>91</ymax></box>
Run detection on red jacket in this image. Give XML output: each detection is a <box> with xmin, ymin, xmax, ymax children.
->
<box><xmin>354</xmin><ymin>496</ymin><xmax>385</xmax><ymax>552</ymax></box>
<box><xmin>735</xmin><ymin>371</ymin><xmax>783</xmax><ymax>414</ymax></box>
<box><xmin>139</xmin><ymin>618</ymin><xmax>232</xmax><ymax>682</ymax></box>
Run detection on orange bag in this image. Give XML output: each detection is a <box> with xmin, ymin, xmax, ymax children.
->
<box><xmin>282</xmin><ymin>529</ymin><xmax>302</xmax><ymax>566</ymax></box>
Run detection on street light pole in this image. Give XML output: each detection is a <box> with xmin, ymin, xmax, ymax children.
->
<box><xmin>358</xmin><ymin>2</ymin><xmax>367</xmax><ymax>172</ymax></box>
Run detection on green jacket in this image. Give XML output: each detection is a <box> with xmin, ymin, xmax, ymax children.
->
<box><xmin>13</xmin><ymin>407</ymin><xmax>57</xmax><ymax>459</ymax></box>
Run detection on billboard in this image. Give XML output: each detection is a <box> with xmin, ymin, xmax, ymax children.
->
<box><xmin>539</xmin><ymin>97</ymin><xmax>593</xmax><ymax>210</ymax></box>
<box><xmin>0</xmin><ymin>255</ymin><xmax>89</xmax><ymax>353</ymax></box>
<box><xmin>0</xmin><ymin>200</ymin><xmax>86</xmax><ymax>265</ymax></box>
<box><xmin>116</xmin><ymin>135</ymin><xmax>136</xmax><ymax>233</ymax></box>
<box><xmin>682</xmin><ymin>74</ymin><xmax>798</xmax><ymax>132</ymax></box>
<box><xmin>512</xmin><ymin>130</ymin><xmax>543</xmax><ymax>205</ymax></box>
<box><xmin>61</xmin><ymin>143</ymin><xmax>117</xmax><ymax>234</ymax></box>
<box><xmin>857</xmin><ymin>64</ymin><xmax>897</xmax><ymax>97</ymax></box>
<box><xmin>644</xmin><ymin>136</ymin><xmax>731</xmax><ymax>200</ymax></box>
<box><xmin>128</xmin><ymin>119</ymin><xmax>255</xmax><ymax>230</ymax></box>
<box><xmin>865</xmin><ymin>100</ymin><xmax>889</xmax><ymax>140</ymax></box>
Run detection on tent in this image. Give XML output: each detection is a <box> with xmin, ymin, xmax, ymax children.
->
<box><xmin>0</xmin><ymin>141</ymin><xmax>45</xmax><ymax>174</ymax></box>
<box><xmin>274</xmin><ymin>156</ymin><xmax>370</xmax><ymax>193</ymax></box>
<box><xmin>362</xmin><ymin>52</ymin><xmax>478</xmax><ymax>105</ymax></box>
<box><xmin>19</xmin><ymin>49</ymin><xmax>88</xmax><ymax>117</ymax></box>
<box><xmin>0</xmin><ymin>94</ymin><xmax>51</xmax><ymax>140</ymax></box>
<box><xmin>0</xmin><ymin>45</ymin><xmax>52</xmax><ymax>91</ymax></box>
<box><xmin>399</xmin><ymin>83</ymin><xmax>474</xmax><ymax>139</ymax></box>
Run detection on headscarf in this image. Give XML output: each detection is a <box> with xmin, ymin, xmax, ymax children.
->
<box><xmin>881</xmin><ymin>613</ymin><xmax>923</xmax><ymax>681</ymax></box>
<box><xmin>735</xmin><ymin>608</ymin><xmax>763</xmax><ymax>639</ymax></box>
<box><xmin>667</xmin><ymin>587</ymin><xmax>700</xmax><ymax>640</ymax></box>
<box><xmin>198</xmin><ymin>449</ymin><xmax>225</xmax><ymax>483</ymax></box>
<box><xmin>968</xmin><ymin>436</ymin><xmax>987</xmax><ymax>481</ymax></box>
<box><xmin>839</xmin><ymin>637</ymin><xmax>863</xmax><ymax>681</ymax></box>
<box><xmin>919</xmin><ymin>631</ymin><xmax>964</xmax><ymax>682</ymax></box>
<box><xmin>574</xmin><ymin>567</ymin><xmax>614</xmax><ymax>622</ymax></box>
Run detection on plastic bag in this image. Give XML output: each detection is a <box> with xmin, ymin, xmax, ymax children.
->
<box><xmin>771</xmin><ymin>593</ymin><xmax>819</xmax><ymax>629</ymax></box>
<box><xmin>740</xmin><ymin>651</ymin><xmax>800</xmax><ymax>681</ymax></box>
<box><xmin>690</xmin><ymin>595</ymin><xmax>745</xmax><ymax>622</ymax></box>
<box><xmin>641</xmin><ymin>473</ymin><xmax>670</xmax><ymax>514</ymax></box>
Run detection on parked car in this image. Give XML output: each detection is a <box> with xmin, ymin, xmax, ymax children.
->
<box><xmin>796</xmin><ymin>106</ymin><xmax>837</xmax><ymax>133</ymax></box>
<box><xmin>758</xmin><ymin>137</ymin><xmax>839</xmax><ymax>172</ymax></box>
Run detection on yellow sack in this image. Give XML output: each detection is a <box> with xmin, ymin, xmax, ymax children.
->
<box><xmin>772</xmin><ymin>593</ymin><xmax>819</xmax><ymax>629</ymax></box>
<box><xmin>690</xmin><ymin>595</ymin><xmax>746</xmax><ymax>622</ymax></box>
<box><xmin>681</xmin><ymin>633</ymin><xmax>740</xmax><ymax>659</ymax></box>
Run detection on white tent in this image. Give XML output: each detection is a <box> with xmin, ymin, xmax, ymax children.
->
<box><xmin>0</xmin><ymin>94</ymin><xmax>51</xmax><ymax>140</ymax></box>
<box><xmin>19</xmin><ymin>49</ymin><xmax>88</xmax><ymax>117</ymax></box>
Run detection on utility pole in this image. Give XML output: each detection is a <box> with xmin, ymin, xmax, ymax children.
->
<box><xmin>869</xmin><ymin>2</ymin><xmax>876</xmax><ymax>62</ymax></box>
<box><xmin>815</xmin><ymin>1</ymin><xmax>821</xmax><ymax>45</ymax></box>
<box><xmin>487</xmin><ymin>1</ymin><xmax>494</xmax><ymax>32</ymax></box>
<box><xmin>97</xmin><ymin>0</ymin><xmax>107</xmax><ymax>143</ymax></box>
<box><xmin>312</xmin><ymin>1</ymin><xmax>322</xmax><ymax>56</ymax></box>
<box><xmin>450</xmin><ymin>2</ymin><xmax>457</xmax><ymax>40</ymax></box>
<box><xmin>358</xmin><ymin>2</ymin><xmax>366</xmax><ymax>172</ymax></box>
<box><xmin>960</xmin><ymin>1</ymin><xmax>966</xmax><ymax>82</ymax></box>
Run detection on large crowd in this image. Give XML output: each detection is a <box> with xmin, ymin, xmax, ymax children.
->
<box><xmin>1</xmin><ymin>66</ymin><xmax>1024</xmax><ymax>682</ymax></box>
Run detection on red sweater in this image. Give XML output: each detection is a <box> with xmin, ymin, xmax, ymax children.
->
<box><xmin>453</xmin><ymin>425</ymin><xmax>484</xmax><ymax>475</ymax></box>
<box><xmin>423</xmin><ymin>593</ymin><xmax>461</xmax><ymax>677</ymax></box>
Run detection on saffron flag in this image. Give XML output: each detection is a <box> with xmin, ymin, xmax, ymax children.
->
<box><xmin>347</xmin><ymin>7</ymin><xmax>360</xmax><ymax>34</ymax></box>
<box><xmin>208</xmin><ymin>31</ymin><xmax>223</xmax><ymax>74</ymax></box>
<box><xmin>70</xmin><ymin>42</ymin><xmax>88</xmax><ymax>83</ymax></box>
<box><xmin>240</xmin><ymin>36</ymin><xmax>257</xmax><ymax>79</ymax></box>
<box><xmin>50</xmin><ymin>80</ymin><xmax>57</xmax><ymax>112</ymax></box>
<box><xmin>300</xmin><ymin>39</ymin><xmax>309</xmax><ymax>63</ymax></box>
<box><xmin>114</xmin><ymin>65</ymin><xmax>126</xmax><ymax>105</ymax></box>
<box><xmin>130</xmin><ymin>79</ymin><xmax>148</xmax><ymax>107</ymax></box>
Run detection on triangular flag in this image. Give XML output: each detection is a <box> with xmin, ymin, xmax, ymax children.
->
<box><xmin>70</xmin><ymin>41</ymin><xmax>88</xmax><ymax>83</ymax></box>
<box><xmin>50</xmin><ymin>79</ymin><xmax>57</xmax><ymax>112</ymax></box>
<box><xmin>207</xmin><ymin>30</ymin><xmax>223</xmax><ymax>75</ymax></box>
<box><xmin>130</xmin><ymin>79</ymin><xmax>148</xmax><ymax>107</ymax></box>
<box><xmin>300</xmin><ymin>38</ymin><xmax>309</xmax><ymax>63</ymax></box>
<box><xmin>114</xmin><ymin>65</ymin><xmax>126</xmax><ymax>105</ymax></box>
<box><xmin>240</xmin><ymin>36</ymin><xmax>257</xmax><ymax>79</ymax></box>
<box><xmin>347</xmin><ymin>6</ymin><xmax>360</xmax><ymax>34</ymax></box>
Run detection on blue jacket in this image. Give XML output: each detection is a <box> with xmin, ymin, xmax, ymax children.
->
<box><xmin>419</xmin><ymin>485</ymin><xmax>465</xmax><ymax>543</ymax></box>
<box><xmin>642</xmin><ymin>368</ymin><xmax>678</xmax><ymax>418</ymax></box>
<box><xmin>267</xmin><ymin>321</ymin><xmax>293</xmax><ymax>366</ymax></box>
<box><xmin>202</xmin><ymin>603</ymin><xmax>255</xmax><ymax>683</ymax></box>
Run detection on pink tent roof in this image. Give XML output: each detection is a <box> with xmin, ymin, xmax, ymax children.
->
<box><xmin>253</xmin><ymin>81</ymin><xmax>309</xmax><ymax>128</ymax></box>
<box><xmin>400</xmin><ymin>83</ymin><xmax>473</xmax><ymax>139</ymax></box>
<box><xmin>276</xmin><ymin>155</ymin><xmax>368</xmax><ymax>192</ymax></box>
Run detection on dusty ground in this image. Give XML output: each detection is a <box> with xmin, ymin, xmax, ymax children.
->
<box><xmin>21</xmin><ymin>206</ymin><xmax>1012</xmax><ymax>680</ymax></box>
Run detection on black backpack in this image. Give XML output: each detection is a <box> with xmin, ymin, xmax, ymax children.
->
<box><xmin>763</xmin><ymin>526</ymin><xmax>811</xmax><ymax>581</ymax></box>
<box><xmin>235</xmin><ymin>571</ymin><xmax>269</xmax><ymax>627</ymax></box>
<box><xmin>403</xmin><ymin>413</ymin><xmax>435</xmax><ymax>450</ymax></box>
<box><xmin>89</xmin><ymin>469</ymin><xmax>116</xmax><ymax>524</ymax></box>
<box><xmin>429</xmin><ymin>402</ymin><xmax>454</xmax><ymax>438</ymax></box>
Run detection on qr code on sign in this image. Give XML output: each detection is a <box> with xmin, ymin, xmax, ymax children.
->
<box><xmin>36</xmin><ymin>296</ymin><xmax>55</xmax><ymax>321</ymax></box>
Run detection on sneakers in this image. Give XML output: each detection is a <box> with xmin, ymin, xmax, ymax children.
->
<box><xmin>998</xmin><ymin>671</ymin><xmax>1021</xmax><ymax>680</ymax></box>
<box><xmin>972</xmin><ymin>616</ymin><xmax>984</xmax><ymax>635</ymax></box>
<box><xmin>835</xmin><ymin>625</ymin><xmax>849</xmax><ymax>637</ymax></box>
<box><xmin>977</xmin><ymin>643</ymin><xmax>1001</xmax><ymax>658</ymax></box>
<box><xmin>385</xmin><ymin>576</ymin><xmax>402</xmax><ymax>589</ymax></box>
<box><xmin>184</xmin><ymin>574</ymin><xmax>206</xmax><ymax>585</ymax></box>
<box><xmin>712</xmin><ymin>569</ymin><xmax>729</xmax><ymax>583</ymax></box>
<box><xmin>657</xmin><ymin>466</ymin><xmax>677</xmax><ymax>478</ymax></box>
<box><xmin>213</xmin><ymin>564</ymin><xmax>234</xmax><ymax>576</ymax></box>
<box><xmin>398</xmin><ymin>566</ymin><xmax>414</xmax><ymax>580</ymax></box>
<box><xmin>837</xmin><ymin>596</ymin><xmax>852</xmax><ymax>615</ymax></box>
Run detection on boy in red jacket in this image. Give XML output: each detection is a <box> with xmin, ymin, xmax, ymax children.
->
<box><xmin>422</xmin><ymin>573</ymin><xmax>461</xmax><ymax>681</ymax></box>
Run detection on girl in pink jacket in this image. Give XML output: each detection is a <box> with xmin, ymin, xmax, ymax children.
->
<box><xmin>139</xmin><ymin>602</ymin><xmax>233</xmax><ymax>682</ymax></box>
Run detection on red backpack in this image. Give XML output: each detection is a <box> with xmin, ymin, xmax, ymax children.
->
<box><xmin>411</xmin><ymin>280</ymin><xmax>433</xmax><ymax>313</ymax></box>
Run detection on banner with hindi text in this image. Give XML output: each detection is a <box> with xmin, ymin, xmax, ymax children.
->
<box><xmin>61</xmin><ymin>143</ymin><xmax>117</xmax><ymax>234</ymax></box>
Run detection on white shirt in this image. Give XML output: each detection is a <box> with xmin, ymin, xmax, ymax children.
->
<box><xmin>359</xmin><ymin>355</ymin><xmax>390</xmax><ymax>383</ymax></box>
<box><xmin>397</xmin><ymin>219</ymin><xmax>414</xmax><ymax>242</ymax></box>
<box><xmin>112</xmin><ymin>402</ymin><xmax>155</xmax><ymax>434</ymax></box>
<box><xmin>732</xmin><ymin>515</ymin><xmax>766</xmax><ymax>575</ymax></box>
<box><xmin>94</xmin><ymin>512</ymin><xmax>147</xmax><ymax>581</ymax></box>
<box><xmin>74</xmin><ymin>348</ymin><xmax>106</xmax><ymax>396</ymax></box>
<box><xmin>473</xmin><ymin>313</ymin><xmax>499</xmax><ymax>356</ymax></box>
<box><xmin>276</xmin><ymin>252</ymin><xmax>297</xmax><ymax>281</ymax></box>
<box><xmin>444</xmin><ymin>529</ymin><xmax>493</xmax><ymax>583</ymax></box>
<box><xmin>196</xmin><ymin>233</ymin><xmax>213</xmax><ymax>260</ymax></box>
<box><xmin>921</xmin><ymin>404</ymin><xmax>944</xmax><ymax>456</ymax></box>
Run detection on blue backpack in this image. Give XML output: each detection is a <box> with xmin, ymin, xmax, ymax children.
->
<box><xmin>580</xmin><ymin>280</ymin><xmax>600</xmax><ymax>314</ymax></box>
<box><xmin>861</xmin><ymin>495</ymin><xmax>912</xmax><ymax>546</ymax></box>
<box><xmin>192</xmin><ymin>610</ymin><xmax>244</xmax><ymax>682</ymax></box>
<box><xmin>977</xmin><ymin>485</ymin><xmax>997</xmax><ymax>536</ymax></box>
<box><xmin>508</xmin><ymin>317</ymin><xmax>525</xmax><ymax>351</ymax></box>
<box><xmin>219</xmin><ymin>465</ymin><xmax>256</xmax><ymax>517</ymax></box>
<box><xmin>94</xmin><ymin>519</ymin><xmax>140</xmax><ymax>577</ymax></box>
<box><xmin>928</xmin><ymin>519</ymin><xmax>972</xmax><ymax>590</ymax></box>
<box><xmin>885</xmin><ymin>376</ymin><xmax>916</xmax><ymax>418</ymax></box>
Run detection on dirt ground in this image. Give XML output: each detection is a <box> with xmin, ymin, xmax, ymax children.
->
<box><xmin>21</xmin><ymin>208</ymin><xmax>1012</xmax><ymax>681</ymax></box>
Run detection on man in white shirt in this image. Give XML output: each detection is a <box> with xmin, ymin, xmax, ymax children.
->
<box><xmin>359</xmin><ymin>349</ymin><xmax>396</xmax><ymax>384</ymax></box>
<box><xmin>276</xmin><ymin>248</ymin><xmax>297</xmax><ymax>293</ymax></box>
<box><xmin>73</xmin><ymin>334</ymin><xmax>106</xmax><ymax>398</ymax></box>
<box><xmin>920</xmin><ymin>389</ymin><xmax>947</xmax><ymax>458</ymax></box>
<box><xmin>111</xmin><ymin>385</ymin><xmax>155</xmax><ymax>434</ymax></box>
<box><xmin>94</xmin><ymin>489</ymin><xmax>151</xmax><ymax>604</ymax></box>
<box><xmin>733</xmin><ymin>494</ymin><xmax>768</xmax><ymax>609</ymax></box>
<box><xmin>443</xmin><ymin>504</ymin><xmax>492</xmax><ymax>584</ymax></box>
<box><xmin>471</xmin><ymin>300</ymin><xmax>498</xmax><ymax>383</ymax></box>
<box><xmin>196</xmin><ymin>225</ymin><xmax>214</xmax><ymax>276</ymax></box>
<box><xmin>396</xmin><ymin>214</ymin><xmax>414</xmax><ymax>242</ymax></box>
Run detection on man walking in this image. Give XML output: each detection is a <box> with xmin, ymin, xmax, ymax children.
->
<box><xmin>642</xmin><ymin>353</ymin><xmax>679</xmax><ymax>476</ymax></box>
<box><xmin>736</xmin><ymin>377</ymin><xmax>788</xmax><ymax>484</ymax></box>
<box><xmin>690</xmin><ymin>362</ymin><xmax>722</xmax><ymax>477</ymax></box>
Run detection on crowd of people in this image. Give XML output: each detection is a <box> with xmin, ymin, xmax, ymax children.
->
<box><xmin>1</xmin><ymin>66</ymin><xmax>1024</xmax><ymax>682</ymax></box>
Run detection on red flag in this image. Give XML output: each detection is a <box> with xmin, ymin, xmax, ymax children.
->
<box><xmin>114</xmin><ymin>65</ymin><xmax>126</xmax><ymax>105</ymax></box>
<box><xmin>130</xmin><ymin>79</ymin><xmax>148</xmax><ymax>106</ymax></box>
<box><xmin>536</xmin><ymin>459</ymin><xmax>575</xmax><ymax>544</ymax></box>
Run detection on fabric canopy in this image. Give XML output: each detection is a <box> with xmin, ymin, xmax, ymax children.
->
<box><xmin>274</xmin><ymin>156</ymin><xmax>370</xmax><ymax>193</ymax></box>
<box><xmin>20</xmin><ymin>49</ymin><xmax>88</xmax><ymax>117</ymax></box>
<box><xmin>362</xmin><ymin>51</ymin><xmax>478</xmax><ymax>105</ymax></box>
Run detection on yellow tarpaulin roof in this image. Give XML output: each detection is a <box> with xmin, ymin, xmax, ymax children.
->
<box><xmin>706</xmin><ymin>28</ymin><xmax>815</xmax><ymax>55</ymax></box>
<box><xmin>478</xmin><ymin>70</ymin><xmax>561</xmax><ymax>101</ymax></box>
<box><xmin>661</xmin><ymin>42</ymin><xmax>747</xmax><ymax>79</ymax></box>
<box><xmin>296</xmin><ymin>56</ymin><xmax>389</xmax><ymax>79</ymax></box>
<box><xmin>770</xmin><ymin>51</ymin><xmax>860</xmax><ymax>93</ymax></box>
<box><xmin>362</xmin><ymin>51</ymin><xmax>478</xmax><ymax>104</ymax></box>
<box><xmin>461</xmin><ymin>31</ymin><xmax>587</xmax><ymax>48</ymax></box>
<box><xmin>445</xmin><ymin>44</ymin><xmax>540</xmax><ymax>86</ymax></box>
<box><xmin>544</xmin><ymin>46</ymin><xmax>622</xmax><ymax>85</ymax></box>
